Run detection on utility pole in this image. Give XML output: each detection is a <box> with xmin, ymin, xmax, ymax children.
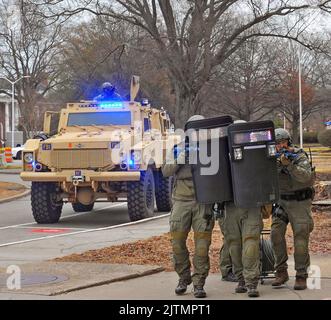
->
<box><xmin>298</xmin><ymin>49</ymin><xmax>303</xmax><ymax>149</ymax></box>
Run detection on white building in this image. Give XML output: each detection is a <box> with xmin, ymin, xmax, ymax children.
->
<box><xmin>0</xmin><ymin>93</ymin><xmax>20</xmax><ymax>146</ymax></box>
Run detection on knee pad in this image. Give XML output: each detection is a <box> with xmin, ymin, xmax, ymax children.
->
<box><xmin>243</xmin><ymin>237</ymin><xmax>259</xmax><ymax>259</ymax></box>
<box><xmin>294</xmin><ymin>238</ymin><xmax>308</xmax><ymax>255</ymax></box>
<box><xmin>293</xmin><ymin>223</ymin><xmax>310</xmax><ymax>238</ymax></box>
<box><xmin>172</xmin><ymin>238</ymin><xmax>187</xmax><ymax>255</ymax></box>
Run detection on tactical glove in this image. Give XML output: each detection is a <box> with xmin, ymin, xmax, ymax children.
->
<box><xmin>280</xmin><ymin>153</ymin><xmax>291</xmax><ymax>166</ymax></box>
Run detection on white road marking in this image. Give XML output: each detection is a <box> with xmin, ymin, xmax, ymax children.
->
<box><xmin>0</xmin><ymin>203</ymin><xmax>126</xmax><ymax>231</ymax></box>
<box><xmin>0</xmin><ymin>213</ymin><xmax>170</xmax><ymax>248</ymax></box>
<box><xmin>13</xmin><ymin>226</ymin><xmax>88</xmax><ymax>231</ymax></box>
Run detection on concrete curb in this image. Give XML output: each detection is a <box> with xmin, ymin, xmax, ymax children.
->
<box><xmin>50</xmin><ymin>266</ymin><xmax>165</xmax><ymax>296</ymax></box>
<box><xmin>0</xmin><ymin>188</ymin><xmax>31</xmax><ymax>204</ymax></box>
<box><xmin>0</xmin><ymin>262</ymin><xmax>165</xmax><ymax>296</ymax></box>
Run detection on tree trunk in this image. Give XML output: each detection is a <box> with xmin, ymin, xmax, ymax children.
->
<box><xmin>173</xmin><ymin>83</ymin><xmax>195</xmax><ymax>129</ymax></box>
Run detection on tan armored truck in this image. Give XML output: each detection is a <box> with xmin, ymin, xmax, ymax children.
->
<box><xmin>20</xmin><ymin>76</ymin><xmax>179</xmax><ymax>223</ymax></box>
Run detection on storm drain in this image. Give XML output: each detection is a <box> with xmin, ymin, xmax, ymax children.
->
<box><xmin>0</xmin><ymin>273</ymin><xmax>68</xmax><ymax>287</ymax></box>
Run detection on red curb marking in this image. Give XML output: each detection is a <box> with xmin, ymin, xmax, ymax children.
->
<box><xmin>31</xmin><ymin>228</ymin><xmax>69</xmax><ymax>234</ymax></box>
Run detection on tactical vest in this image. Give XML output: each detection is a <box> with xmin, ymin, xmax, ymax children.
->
<box><xmin>278</xmin><ymin>147</ymin><xmax>315</xmax><ymax>193</ymax></box>
<box><xmin>172</xmin><ymin>164</ymin><xmax>195</xmax><ymax>201</ymax></box>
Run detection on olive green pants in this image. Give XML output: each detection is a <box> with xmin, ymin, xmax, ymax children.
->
<box><xmin>169</xmin><ymin>200</ymin><xmax>215</xmax><ymax>286</ymax></box>
<box><xmin>223</xmin><ymin>203</ymin><xmax>263</xmax><ymax>286</ymax></box>
<box><xmin>271</xmin><ymin>199</ymin><xmax>314</xmax><ymax>277</ymax></box>
<box><xmin>218</xmin><ymin>216</ymin><xmax>233</xmax><ymax>277</ymax></box>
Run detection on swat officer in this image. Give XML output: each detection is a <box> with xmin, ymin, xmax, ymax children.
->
<box><xmin>162</xmin><ymin>115</ymin><xmax>215</xmax><ymax>299</ymax></box>
<box><xmin>94</xmin><ymin>82</ymin><xmax>122</xmax><ymax>101</ymax></box>
<box><xmin>214</xmin><ymin>203</ymin><xmax>237</xmax><ymax>282</ymax></box>
<box><xmin>271</xmin><ymin>128</ymin><xmax>314</xmax><ymax>290</ymax></box>
<box><xmin>222</xmin><ymin>119</ymin><xmax>263</xmax><ymax>298</ymax></box>
<box><xmin>223</xmin><ymin>202</ymin><xmax>263</xmax><ymax>297</ymax></box>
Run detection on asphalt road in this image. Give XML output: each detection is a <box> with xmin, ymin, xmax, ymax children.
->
<box><xmin>0</xmin><ymin>171</ymin><xmax>164</xmax><ymax>250</ymax></box>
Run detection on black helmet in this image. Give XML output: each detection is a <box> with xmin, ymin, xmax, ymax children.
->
<box><xmin>101</xmin><ymin>82</ymin><xmax>115</xmax><ymax>94</ymax></box>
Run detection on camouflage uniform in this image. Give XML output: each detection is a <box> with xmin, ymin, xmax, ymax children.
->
<box><xmin>162</xmin><ymin>149</ymin><xmax>214</xmax><ymax>287</ymax></box>
<box><xmin>218</xmin><ymin>215</ymin><xmax>233</xmax><ymax>278</ymax></box>
<box><xmin>271</xmin><ymin>147</ymin><xmax>314</xmax><ymax>278</ymax></box>
<box><xmin>223</xmin><ymin>202</ymin><xmax>263</xmax><ymax>287</ymax></box>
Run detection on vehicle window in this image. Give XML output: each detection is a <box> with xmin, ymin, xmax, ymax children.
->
<box><xmin>67</xmin><ymin>112</ymin><xmax>131</xmax><ymax>126</ymax></box>
<box><xmin>233</xmin><ymin>130</ymin><xmax>273</xmax><ymax>144</ymax></box>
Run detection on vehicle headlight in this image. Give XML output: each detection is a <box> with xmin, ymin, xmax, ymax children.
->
<box><xmin>23</xmin><ymin>152</ymin><xmax>34</xmax><ymax>163</ymax></box>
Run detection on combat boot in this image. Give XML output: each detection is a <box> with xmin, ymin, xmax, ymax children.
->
<box><xmin>272</xmin><ymin>269</ymin><xmax>289</xmax><ymax>286</ymax></box>
<box><xmin>235</xmin><ymin>280</ymin><xmax>247</xmax><ymax>293</ymax></box>
<box><xmin>247</xmin><ymin>285</ymin><xmax>260</xmax><ymax>298</ymax></box>
<box><xmin>193</xmin><ymin>285</ymin><xmax>206</xmax><ymax>298</ymax></box>
<box><xmin>294</xmin><ymin>276</ymin><xmax>307</xmax><ymax>290</ymax></box>
<box><xmin>175</xmin><ymin>278</ymin><xmax>192</xmax><ymax>295</ymax></box>
<box><xmin>222</xmin><ymin>271</ymin><xmax>238</xmax><ymax>282</ymax></box>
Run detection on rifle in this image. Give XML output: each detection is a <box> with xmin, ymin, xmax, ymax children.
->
<box><xmin>275</xmin><ymin>148</ymin><xmax>298</xmax><ymax>161</ymax></box>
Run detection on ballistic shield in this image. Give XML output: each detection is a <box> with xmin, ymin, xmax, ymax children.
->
<box><xmin>184</xmin><ymin>115</ymin><xmax>233</xmax><ymax>204</ymax></box>
<box><xmin>228</xmin><ymin>120</ymin><xmax>279</xmax><ymax>208</ymax></box>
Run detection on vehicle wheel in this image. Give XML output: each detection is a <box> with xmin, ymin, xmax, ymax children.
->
<box><xmin>72</xmin><ymin>202</ymin><xmax>94</xmax><ymax>212</ymax></box>
<box><xmin>127</xmin><ymin>168</ymin><xmax>155</xmax><ymax>221</ymax></box>
<box><xmin>154</xmin><ymin>171</ymin><xmax>173</xmax><ymax>212</ymax></box>
<box><xmin>31</xmin><ymin>182</ymin><xmax>63</xmax><ymax>223</ymax></box>
<box><xmin>260</xmin><ymin>238</ymin><xmax>275</xmax><ymax>274</ymax></box>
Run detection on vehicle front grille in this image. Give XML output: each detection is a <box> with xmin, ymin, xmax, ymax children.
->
<box><xmin>50</xmin><ymin>149</ymin><xmax>111</xmax><ymax>169</ymax></box>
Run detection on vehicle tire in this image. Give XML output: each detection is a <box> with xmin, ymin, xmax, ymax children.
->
<box><xmin>31</xmin><ymin>182</ymin><xmax>63</xmax><ymax>223</ymax></box>
<box><xmin>72</xmin><ymin>202</ymin><xmax>94</xmax><ymax>212</ymax></box>
<box><xmin>154</xmin><ymin>170</ymin><xmax>173</xmax><ymax>212</ymax></box>
<box><xmin>127</xmin><ymin>168</ymin><xmax>155</xmax><ymax>221</ymax></box>
<box><xmin>16</xmin><ymin>151</ymin><xmax>22</xmax><ymax>160</ymax></box>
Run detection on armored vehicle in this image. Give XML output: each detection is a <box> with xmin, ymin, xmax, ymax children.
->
<box><xmin>21</xmin><ymin>76</ymin><xmax>178</xmax><ymax>223</ymax></box>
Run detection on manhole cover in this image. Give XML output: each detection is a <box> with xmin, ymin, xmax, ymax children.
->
<box><xmin>0</xmin><ymin>273</ymin><xmax>68</xmax><ymax>287</ymax></box>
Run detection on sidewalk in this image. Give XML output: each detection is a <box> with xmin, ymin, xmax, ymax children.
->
<box><xmin>0</xmin><ymin>254</ymin><xmax>330</xmax><ymax>300</ymax></box>
<box><xmin>63</xmin><ymin>256</ymin><xmax>331</xmax><ymax>300</ymax></box>
<box><xmin>0</xmin><ymin>208</ymin><xmax>330</xmax><ymax>300</ymax></box>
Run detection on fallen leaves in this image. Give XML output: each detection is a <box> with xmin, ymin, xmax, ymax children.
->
<box><xmin>54</xmin><ymin>210</ymin><xmax>331</xmax><ymax>274</ymax></box>
<box><xmin>0</xmin><ymin>182</ymin><xmax>26</xmax><ymax>200</ymax></box>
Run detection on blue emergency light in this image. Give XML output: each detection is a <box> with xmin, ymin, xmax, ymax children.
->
<box><xmin>129</xmin><ymin>159</ymin><xmax>135</xmax><ymax>168</ymax></box>
<box><xmin>325</xmin><ymin>121</ymin><xmax>331</xmax><ymax>126</ymax></box>
<box><xmin>99</xmin><ymin>102</ymin><xmax>123</xmax><ymax>109</ymax></box>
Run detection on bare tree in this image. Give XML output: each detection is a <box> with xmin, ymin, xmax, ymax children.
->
<box><xmin>0</xmin><ymin>0</ymin><xmax>64</xmax><ymax>137</ymax></box>
<box><xmin>268</xmin><ymin>39</ymin><xmax>331</xmax><ymax>142</ymax></box>
<box><xmin>205</xmin><ymin>37</ymin><xmax>280</xmax><ymax>121</ymax></box>
<box><xmin>49</xmin><ymin>16</ymin><xmax>175</xmax><ymax>114</ymax></box>
<box><xmin>29</xmin><ymin>0</ymin><xmax>331</xmax><ymax>127</ymax></box>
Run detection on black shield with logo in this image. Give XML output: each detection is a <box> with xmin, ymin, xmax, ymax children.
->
<box><xmin>184</xmin><ymin>116</ymin><xmax>233</xmax><ymax>204</ymax></box>
<box><xmin>228</xmin><ymin>121</ymin><xmax>279</xmax><ymax>208</ymax></box>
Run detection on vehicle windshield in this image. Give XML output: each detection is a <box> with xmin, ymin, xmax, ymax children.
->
<box><xmin>67</xmin><ymin>111</ymin><xmax>131</xmax><ymax>126</ymax></box>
